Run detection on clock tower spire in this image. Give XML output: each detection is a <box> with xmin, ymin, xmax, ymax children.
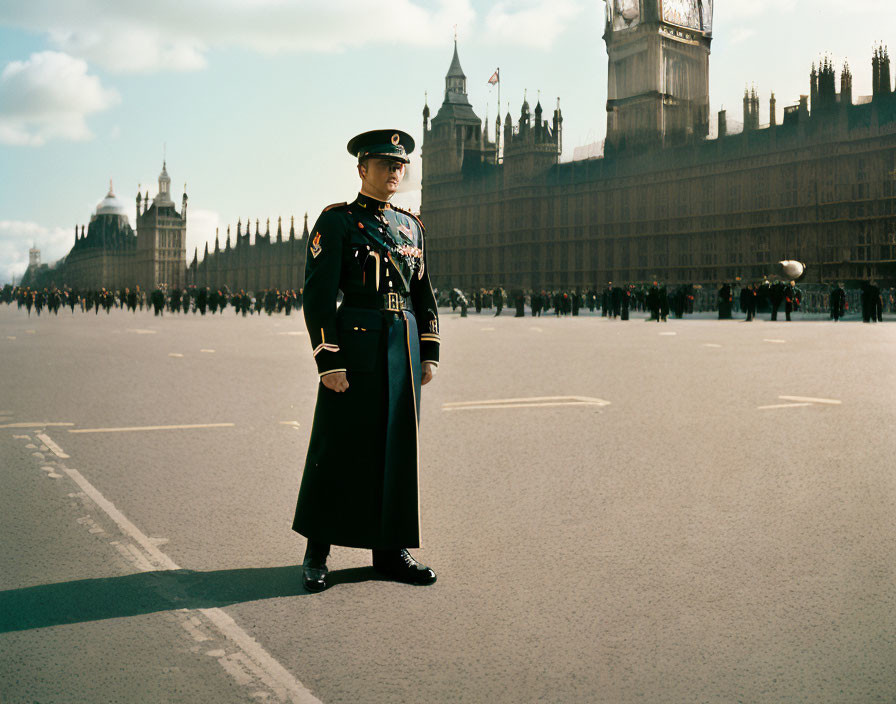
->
<box><xmin>604</xmin><ymin>0</ymin><xmax>712</xmax><ymax>151</ymax></box>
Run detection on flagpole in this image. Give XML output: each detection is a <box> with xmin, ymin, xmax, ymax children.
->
<box><xmin>497</xmin><ymin>68</ymin><xmax>501</xmax><ymax>162</ymax></box>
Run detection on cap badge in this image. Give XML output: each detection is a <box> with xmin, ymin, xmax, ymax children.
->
<box><xmin>391</xmin><ymin>133</ymin><xmax>400</xmax><ymax>145</ymax></box>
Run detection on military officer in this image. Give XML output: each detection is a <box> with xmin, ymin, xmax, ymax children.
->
<box><xmin>293</xmin><ymin>129</ymin><xmax>440</xmax><ymax>593</ymax></box>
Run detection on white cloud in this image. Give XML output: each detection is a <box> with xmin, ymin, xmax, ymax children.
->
<box><xmin>1</xmin><ymin>0</ymin><xmax>477</xmax><ymax>73</ymax></box>
<box><xmin>484</xmin><ymin>0</ymin><xmax>582</xmax><ymax>49</ymax></box>
<box><xmin>0</xmin><ymin>220</ymin><xmax>74</xmax><ymax>285</ymax></box>
<box><xmin>0</xmin><ymin>51</ymin><xmax>119</xmax><ymax>146</ymax></box>
<box><xmin>0</xmin><ymin>0</ymin><xmax>578</xmax><ymax>74</ymax></box>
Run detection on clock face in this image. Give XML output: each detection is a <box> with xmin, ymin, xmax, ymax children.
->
<box><xmin>662</xmin><ymin>0</ymin><xmax>699</xmax><ymax>30</ymax></box>
<box><xmin>610</xmin><ymin>0</ymin><xmax>640</xmax><ymax>30</ymax></box>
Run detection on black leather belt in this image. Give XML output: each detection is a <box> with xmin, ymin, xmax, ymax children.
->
<box><xmin>342</xmin><ymin>292</ymin><xmax>410</xmax><ymax>312</ymax></box>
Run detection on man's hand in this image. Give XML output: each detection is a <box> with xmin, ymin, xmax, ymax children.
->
<box><xmin>321</xmin><ymin>371</ymin><xmax>349</xmax><ymax>392</ymax></box>
<box><xmin>421</xmin><ymin>361</ymin><xmax>437</xmax><ymax>386</ymax></box>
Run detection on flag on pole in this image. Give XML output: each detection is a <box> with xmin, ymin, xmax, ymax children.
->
<box><xmin>487</xmin><ymin>68</ymin><xmax>499</xmax><ymax>85</ymax></box>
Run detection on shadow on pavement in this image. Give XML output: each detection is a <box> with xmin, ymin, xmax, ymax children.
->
<box><xmin>0</xmin><ymin>565</ymin><xmax>381</xmax><ymax>633</ymax></box>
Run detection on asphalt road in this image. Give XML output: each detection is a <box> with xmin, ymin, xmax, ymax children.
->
<box><xmin>1</xmin><ymin>304</ymin><xmax>895</xmax><ymax>703</ymax></box>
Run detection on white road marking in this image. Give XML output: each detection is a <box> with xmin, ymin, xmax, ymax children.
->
<box><xmin>6</xmin><ymin>336</ymin><xmax>15</xmax><ymax>340</ymax></box>
<box><xmin>659</xmin><ymin>332</ymin><xmax>677</xmax><ymax>336</ymax></box>
<box><xmin>42</xmin><ymin>432</ymin><xmax>322</xmax><ymax>704</ymax></box>
<box><xmin>758</xmin><ymin>403</ymin><xmax>813</xmax><ymax>410</ymax></box>
<box><xmin>12</xmin><ymin>434</ymin><xmax>30</xmax><ymax>439</ymax></box>
<box><xmin>778</xmin><ymin>395</ymin><xmax>842</xmax><ymax>405</ymax></box>
<box><xmin>169</xmin><ymin>352</ymin><xmax>184</xmax><ymax>357</ymax></box>
<box><xmin>127</xmin><ymin>329</ymin><xmax>158</xmax><ymax>334</ymax></box>
<box><xmin>279</xmin><ymin>421</ymin><xmax>301</xmax><ymax>427</ymax></box>
<box><xmin>481</xmin><ymin>327</ymin><xmax>496</xmax><ymax>331</ymax></box>
<box><xmin>181</xmin><ymin>615</ymin><xmax>213</xmax><ymax>643</ymax></box>
<box><xmin>35</xmin><ymin>432</ymin><xmax>71</xmax><ymax>458</ymax></box>
<box><xmin>201</xmin><ymin>349</ymin><xmax>216</xmax><ymax>353</ymax></box>
<box><xmin>764</xmin><ymin>339</ymin><xmax>787</xmax><ymax>343</ymax></box>
<box><xmin>703</xmin><ymin>343</ymin><xmax>722</xmax><ymax>348</ymax></box>
<box><xmin>1</xmin><ymin>422</ymin><xmax>74</xmax><ymax>429</ymax></box>
<box><xmin>443</xmin><ymin>395</ymin><xmax>610</xmax><ymax>411</ymax></box>
<box><xmin>25</xmin><ymin>330</ymin><xmax>35</xmax><ymax>334</ymax></box>
<box><xmin>68</xmin><ymin>423</ymin><xmax>235</xmax><ymax>434</ymax></box>
<box><xmin>218</xmin><ymin>654</ymin><xmax>255</xmax><ymax>686</ymax></box>
<box><xmin>529</xmin><ymin>327</ymin><xmax>543</xmax><ymax>333</ymax></box>
<box><xmin>278</xmin><ymin>331</ymin><xmax>305</xmax><ymax>336</ymax></box>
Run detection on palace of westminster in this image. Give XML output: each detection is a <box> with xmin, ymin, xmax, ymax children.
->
<box><xmin>21</xmin><ymin>0</ymin><xmax>896</xmax><ymax>292</ymax></box>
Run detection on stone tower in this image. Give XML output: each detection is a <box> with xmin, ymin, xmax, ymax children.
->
<box><xmin>604</xmin><ymin>0</ymin><xmax>712</xmax><ymax>151</ymax></box>
<box><xmin>422</xmin><ymin>41</ymin><xmax>495</xmax><ymax>190</ymax></box>
<box><xmin>136</xmin><ymin>161</ymin><xmax>187</xmax><ymax>290</ymax></box>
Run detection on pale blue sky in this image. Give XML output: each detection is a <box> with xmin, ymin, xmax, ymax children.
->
<box><xmin>1</xmin><ymin>0</ymin><xmax>893</xmax><ymax>284</ymax></box>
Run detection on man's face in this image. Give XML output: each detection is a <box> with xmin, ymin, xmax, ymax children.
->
<box><xmin>358</xmin><ymin>157</ymin><xmax>406</xmax><ymax>199</ymax></box>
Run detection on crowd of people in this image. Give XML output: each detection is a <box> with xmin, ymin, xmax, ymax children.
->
<box><xmin>0</xmin><ymin>284</ymin><xmax>303</xmax><ymax>317</ymax></box>
<box><xmin>2</xmin><ymin>280</ymin><xmax>891</xmax><ymax>322</ymax></box>
<box><xmin>443</xmin><ymin>281</ymin><xmax>893</xmax><ymax>322</ymax></box>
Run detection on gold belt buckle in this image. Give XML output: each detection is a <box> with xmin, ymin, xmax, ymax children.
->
<box><xmin>385</xmin><ymin>292</ymin><xmax>402</xmax><ymax>312</ymax></box>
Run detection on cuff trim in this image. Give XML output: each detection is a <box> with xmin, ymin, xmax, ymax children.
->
<box><xmin>313</xmin><ymin>343</ymin><xmax>341</xmax><ymax>357</ymax></box>
<box><xmin>319</xmin><ymin>368</ymin><xmax>347</xmax><ymax>378</ymax></box>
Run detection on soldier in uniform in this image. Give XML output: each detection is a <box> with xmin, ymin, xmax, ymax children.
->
<box><xmin>293</xmin><ymin>129</ymin><xmax>440</xmax><ymax>592</ymax></box>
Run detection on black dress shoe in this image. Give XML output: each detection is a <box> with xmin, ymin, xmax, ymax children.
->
<box><xmin>372</xmin><ymin>549</ymin><xmax>437</xmax><ymax>585</ymax></box>
<box><xmin>302</xmin><ymin>558</ymin><xmax>329</xmax><ymax>592</ymax></box>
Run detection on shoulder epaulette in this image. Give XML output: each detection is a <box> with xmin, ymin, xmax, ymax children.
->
<box><xmin>392</xmin><ymin>205</ymin><xmax>425</xmax><ymax>232</ymax></box>
<box><xmin>322</xmin><ymin>202</ymin><xmax>348</xmax><ymax>212</ymax></box>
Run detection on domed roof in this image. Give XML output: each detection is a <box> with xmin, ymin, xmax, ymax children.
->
<box><xmin>95</xmin><ymin>181</ymin><xmax>129</xmax><ymax>218</ymax></box>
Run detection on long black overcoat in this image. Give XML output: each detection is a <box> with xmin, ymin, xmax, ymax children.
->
<box><xmin>292</xmin><ymin>193</ymin><xmax>440</xmax><ymax>549</ymax></box>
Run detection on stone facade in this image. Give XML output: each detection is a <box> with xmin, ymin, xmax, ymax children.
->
<box><xmin>22</xmin><ymin>163</ymin><xmax>189</xmax><ymax>291</ymax></box>
<box><xmin>186</xmin><ymin>215</ymin><xmax>309</xmax><ymax>292</ymax></box>
<box><xmin>421</xmin><ymin>20</ymin><xmax>896</xmax><ymax>290</ymax></box>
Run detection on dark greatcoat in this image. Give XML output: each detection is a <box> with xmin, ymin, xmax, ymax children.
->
<box><xmin>292</xmin><ymin>193</ymin><xmax>440</xmax><ymax>550</ymax></box>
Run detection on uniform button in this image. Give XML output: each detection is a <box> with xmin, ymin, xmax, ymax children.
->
<box><xmin>388</xmin><ymin>281</ymin><xmax>393</xmax><ymax>288</ymax></box>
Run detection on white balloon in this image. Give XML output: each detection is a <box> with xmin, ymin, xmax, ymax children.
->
<box><xmin>778</xmin><ymin>260</ymin><xmax>805</xmax><ymax>279</ymax></box>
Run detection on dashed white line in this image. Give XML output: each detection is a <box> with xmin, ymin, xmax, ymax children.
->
<box><xmin>127</xmin><ymin>329</ymin><xmax>158</xmax><ymax>334</ymax></box>
<box><xmin>201</xmin><ymin>349</ymin><xmax>216</xmax><ymax>353</ymax></box>
<box><xmin>763</xmin><ymin>339</ymin><xmax>787</xmax><ymax>343</ymax></box>
<box><xmin>659</xmin><ymin>332</ymin><xmax>677</xmax><ymax>336</ymax></box>
<box><xmin>703</xmin><ymin>343</ymin><xmax>722</xmax><ymax>348</ymax></box>
<box><xmin>778</xmin><ymin>395</ymin><xmax>841</xmax><ymax>405</ymax></box>
<box><xmin>35</xmin><ymin>432</ymin><xmax>70</xmax><ymax>458</ymax></box>
<box><xmin>443</xmin><ymin>395</ymin><xmax>610</xmax><ymax>411</ymax></box>
<box><xmin>169</xmin><ymin>352</ymin><xmax>184</xmax><ymax>358</ymax></box>
<box><xmin>41</xmin><ymin>432</ymin><xmax>322</xmax><ymax>704</ymax></box>
<box><xmin>0</xmin><ymin>422</ymin><xmax>74</xmax><ymax>429</ymax></box>
<box><xmin>68</xmin><ymin>423</ymin><xmax>235</xmax><ymax>434</ymax></box>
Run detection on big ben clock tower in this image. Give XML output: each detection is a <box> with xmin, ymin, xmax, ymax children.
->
<box><xmin>604</xmin><ymin>0</ymin><xmax>712</xmax><ymax>150</ymax></box>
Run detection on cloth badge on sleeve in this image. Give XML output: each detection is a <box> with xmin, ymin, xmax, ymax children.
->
<box><xmin>310</xmin><ymin>231</ymin><xmax>323</xmax><ymax>258</ymax></box>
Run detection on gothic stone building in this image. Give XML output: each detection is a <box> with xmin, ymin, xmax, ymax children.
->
<box><xmin>185</xmin><ymin>215</ymin><xmax>309</xmax><ymax>292</ymax></box>
<box><xmin>23</xmin><ymin>160</ymin><xmax>310</xmax><ymax>294</ymax></box>
<box><xmin>25</xmin><ymin>162</ymin><xmax>189</xmax><ymax>291</ymax></box>
<box><xmin>420</xmin><ymin>2</ymin><xmax>896</xmax><ymax>291</ymax></box>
